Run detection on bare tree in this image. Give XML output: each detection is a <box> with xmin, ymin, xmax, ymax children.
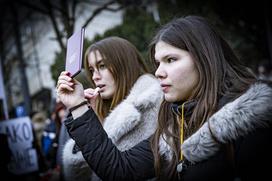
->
<box><xmin>16</xmin><ymin>0</ymin><xmax>126</xmax><ymax>53</ymax></box>
<box><xmin>0</xmin><ymin>1</ymin><xmax>32</xmax><ymax>115</ymax></box>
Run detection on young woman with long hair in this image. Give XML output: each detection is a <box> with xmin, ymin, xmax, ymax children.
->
<box><xmin>61</xmin><ymin>36</ymin><xmax>163</xmax><ymax>181</ymax></box>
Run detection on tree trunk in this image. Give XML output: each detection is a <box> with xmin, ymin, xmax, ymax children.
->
<box><xmin>11</xmin><ymin>3</ymin><xmax>31</xmax><ymax>116</ymax></box>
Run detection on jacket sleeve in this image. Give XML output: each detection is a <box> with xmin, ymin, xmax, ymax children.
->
<box><xmin>64</xmin><ymin>109</ymin><xmax>155</xmax><ymax>181</ymax></box>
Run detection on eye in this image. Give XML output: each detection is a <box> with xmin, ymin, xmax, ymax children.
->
<box><xmin>166</xmin><ymin>57</ymin><xmax>177</xmax><ymax>63</ymax></box>
<box><xmin>89</xmin><ymin>67</ymin><xmax>94</xmax><ymax>74</ymax></box>
<box><xmin>98</xmin><ymin>64</ymin><xmax>106</xmax><ymax>70</ymax></box>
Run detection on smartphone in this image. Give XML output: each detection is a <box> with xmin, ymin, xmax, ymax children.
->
<box><xmin>65</xmin><ymin>27</ymin><xmax>85</xmax><ymax>78</ymax></box>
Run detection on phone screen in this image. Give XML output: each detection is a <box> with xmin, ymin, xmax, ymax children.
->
<box><xmin>65</xmin><ymin>28</ymin><xmax>85</xmax><ymax>78</ymax></box>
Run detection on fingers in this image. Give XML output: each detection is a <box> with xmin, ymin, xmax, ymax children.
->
<box><xmin>60</xmin><ymin>71</ymin><xmax>70</xmax><ymax>76</ymax></box>
<box><xmin>58</xmin><ymin>82</ymin><xmax>74</xmax><ymax>92</ymax></box>
<box><xmin>84</xmin><ymin>88</ymin><xmax>100</xmax><ymax>110</ymax></box>
<box><xmin>84</xmin><ymin>88</ymin><xmax>93</xmax><ymax>98</ymax></box>
<box><xmin>84</xmin><ymin>87</ymin><xmax>100</xmax><ymax>99</ymax></box>
<box><xmin>56</xmin><ymin>71</ymin><xmax>74</xmax><ymax>91</ymax></box>
<box><xmin>94</xmin><ymin>87</ymin><xmax>100</xmax><ymax>95</ymax></box>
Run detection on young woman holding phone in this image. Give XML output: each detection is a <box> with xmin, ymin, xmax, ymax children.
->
<box><xmin>60</xmin><ymin>36</ymin><xmax>163</xmax><ymax>181</ymax></box>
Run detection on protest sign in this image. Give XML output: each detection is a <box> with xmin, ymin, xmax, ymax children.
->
<box><xmin>0</xmin><ymin>117</ymin><xmax>38</xmax><ymax>174</ymax></box>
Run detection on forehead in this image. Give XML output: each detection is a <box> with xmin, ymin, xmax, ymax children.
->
<box><xmin>88</xmin><ymin>50</ymin><xmax>103</xmax><ymax>65</ymax></box>
<box><xmin>154</xmin><ymin>41</ymin><xmax>186</xmax><ymax>60</ymax></box>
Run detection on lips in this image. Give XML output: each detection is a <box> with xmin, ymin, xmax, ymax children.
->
<box><xmin>96</xmin><ymin>84</ymin><xmax>105</xmax><ymax>88</ymax></box>
<box><xmin>160</xmin><ymin>84</ymin><xmax>170</xmax><ymax>93</ymax></box>
<box><xmin>96</xmin><ymin>84</ymin><xmax>106</xmax><ymax>92</ymax></box>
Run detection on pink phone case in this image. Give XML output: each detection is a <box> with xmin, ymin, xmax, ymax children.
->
<box><xmin>65</xmin><ymin>28</ymin><xmax>85</xmax><ymax>78</ymax></box>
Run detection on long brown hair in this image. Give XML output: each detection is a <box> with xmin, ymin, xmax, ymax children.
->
<box><xmin>84</xmin><ymin>36</ymin><xmax>148</xmax><ymax>120</ymax></box>
<box><xmin>149</xmin><ymin>15</ymin><xmax>256</xmax><ymax>178</ymax></box>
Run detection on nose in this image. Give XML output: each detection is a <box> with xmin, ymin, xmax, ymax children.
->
<box><xmin>92</xmin><ymin>69</ymin><xmax>101</xmax><ymax>81</ymax></box>
<box><xmin>155</xmin><ymin>64</ymin><xmax>166</xmax><ymax>80</ymax></box>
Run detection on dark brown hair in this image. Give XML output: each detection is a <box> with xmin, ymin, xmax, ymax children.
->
<box><xmin>149</xmin><ymin>15</ymin><xmax>256</xmax><ymax>178</ymax></box>
<box><xmin>84</xmin><ymin>36</ymin><xmax>148</xmax><ymax>120</ymax></box>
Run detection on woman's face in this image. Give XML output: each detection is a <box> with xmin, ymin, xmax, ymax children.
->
<box><xmin>88</xmin><ymin>50</ymin><xmax>116</xmax><ymax>99</ymax></box>
<box><xmin>155</xmin><ymin>41</ymin><xmax>199</xmax><ymax>102</ymax></box>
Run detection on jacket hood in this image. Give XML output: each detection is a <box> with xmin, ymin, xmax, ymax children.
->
<box><xmin>159</xmin><ymin>81</ymin><xmax>272</xmax><ymax>163</ymax></box>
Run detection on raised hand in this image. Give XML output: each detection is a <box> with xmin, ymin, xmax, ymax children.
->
<box><xmin>56</xmin><ymin>71</ymin><xmax>86</xmax><ymax>110</ymax></box>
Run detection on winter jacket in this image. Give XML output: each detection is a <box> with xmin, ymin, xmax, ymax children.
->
<box><xmin>62</xmin><ymin>74</ymin><xmax>163</xmax><ymax>181</ymax></box>
<box><xmin>65</xmin><ymin>81</ymin><xmax>272</xmax><ymax>180</ymax></box>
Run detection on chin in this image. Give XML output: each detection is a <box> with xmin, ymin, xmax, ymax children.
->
<box><xmin>164</xmin><ymin>95</ymin><xmax>177</xmax><ymax>103</ymax></box>
<box><xmin>100</xmin><ymin>93</ymin><xmax>112</xmax><ymax>100</ymax></box>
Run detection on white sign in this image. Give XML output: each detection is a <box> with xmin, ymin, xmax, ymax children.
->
<box><xmin>0</xmin><ymin>117</ymin><xmax>38</xmax><ymax>175</ymax></box>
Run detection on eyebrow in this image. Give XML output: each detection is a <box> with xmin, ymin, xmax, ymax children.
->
<box><xmin>156</xmin><ymin>53</ymin><xmax>180</xmax><ymax>61</ymax></box>
<box><xmin>96</xmin><ymin>60</ymin><xmax>103</xmax><ymax>65</ymax></box>
<box><xmin>88</xmin><ymin>59</ymin><xmax>104</xmax><ymax>69</ymax></box>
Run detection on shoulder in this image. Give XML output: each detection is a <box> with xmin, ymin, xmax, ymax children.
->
<box><xmin>211</xmin><ymin>81</ymin><xmax>272</xmax><ymax>142</ymax></box>
<box><xmin>129</xmin><ymin>74</ymin><xmax>161</xmax><ymax>96</ymax></box>
<box><xmin>241</xmin><ymin>80</ymin><xmax>272</xmax><ymax>101</ymax></box>
<box><xmin>227</xmin><ymin>81</ymin><xmax>272</xmax><ymax>123</ymax></box>
<box><xmin>216</xmin><ymin>81</ymin><xmax>272</xmax><ymax>126</ymax></box>
<box><xmin>181</xmin><ymin>81</ymin><xmax>272</xmax><ymax>163</ymax></box>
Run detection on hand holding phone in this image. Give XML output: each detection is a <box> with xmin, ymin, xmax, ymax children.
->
<box><xmin>65</xmin><ymin>28</ymin><xmax>85</xmax><ymax>78</ymax></box>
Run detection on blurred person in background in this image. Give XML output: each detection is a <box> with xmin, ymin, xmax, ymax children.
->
<box><xmin>257</xmin><ymin>61</ymin><xmax>272</xmax><ymax>81</ymax></box>
<box><xmin>32</xmin><ymin>111</ymin><xmax>47</xmax><ymax>150</ymax></box>
<box><xmin>30</xmin><ymin>111</ymin><xmax>49</xmax><ymax>179</ymax></box>
<box><xmin>40</xmin><ymin>101</ymin><xmax>65</xmax><ymax>180</ymax></box>
<box><xmin>54</xmin><ymin>101</ymin><xmax>69</xmax><ymax>181</ymax></box>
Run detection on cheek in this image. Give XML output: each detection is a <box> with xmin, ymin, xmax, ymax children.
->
<box><xmin>108</xmin><ymin>77</ymin><xmax>116</xmax><ymax>91</ymax></box>
<box><xmin>172</xmin><ymin>69</ymin><xmax>198</xmax><ymax>100</ymax></box>
<box><xmin>188</xmin><ymin>64</ymin><xmax>199</xmax><ymax>88</ymax></box>
<box><xmin>109</xmin><ymin>84</ymin><xmax>116</xmax><ymax>95</ymax></box>
<box><xmin>182</xmin><ymin>69</ymin><xmax>199</xmax><ymax>99</ymax></box>
<box><xmin>171</xmin><ymin>67</ymin><xmax>186</xmax><ymax>85</ymax></box>
<box><xmin>105</xmin><ymin>70</ymin><xmax>115</xmax><ymax>83</ymax></box>
<box><xmin>106</xmin><ymin>78</ymin><xmax>116</xmax><ymax>97</ymax></box>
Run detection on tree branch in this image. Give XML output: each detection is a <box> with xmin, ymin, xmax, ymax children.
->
<box><xmin>82</xmin><ymin>0</ymin><xmax>118</xmax><ymax>28</ymax></box>
<box><xmin>16</xmin><ymin>0</ymin><xmax>49</xmax><ymax>15</ymax></box>
<box><xmin>43</xmin><ymin>0</ymin><xmax>65</xmax><ymax>51</ymax></box>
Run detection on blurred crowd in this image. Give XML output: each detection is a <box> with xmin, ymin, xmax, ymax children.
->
<box><xmin>31</xmin><ymin>100</ymin><xmax>70</xmax><ymax>181</ymax></box>
<box><xmin>1</xmin><ymin>99</ymin><xmax>70</xmax><ymax>181</ymax></box>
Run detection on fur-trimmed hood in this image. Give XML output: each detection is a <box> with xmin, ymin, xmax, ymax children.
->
<box><xmin>159</xmin><ymin>81</ymin><xmax>272</xmax><ymax>163</ymax></box>
<box><xmin>62</xmin><ymin>74</ymin><xmax>163</xmax><ymax>181</ymax></box>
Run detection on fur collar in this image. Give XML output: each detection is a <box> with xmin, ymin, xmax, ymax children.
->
<box><xmin>159</xmin><ymin>82</ymin><xmax>272</xmax><ymax>163</ymax></box>
<box><xmin>103</xmin><ymin>74</ymin><xmax>163</xmax><ymax>144</ymax></box>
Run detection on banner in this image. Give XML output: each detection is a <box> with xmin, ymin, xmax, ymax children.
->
<box><xmin>0</xmin><ymin>117</ymin><xmax>38</xmax><ymax>174</ymax></box>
